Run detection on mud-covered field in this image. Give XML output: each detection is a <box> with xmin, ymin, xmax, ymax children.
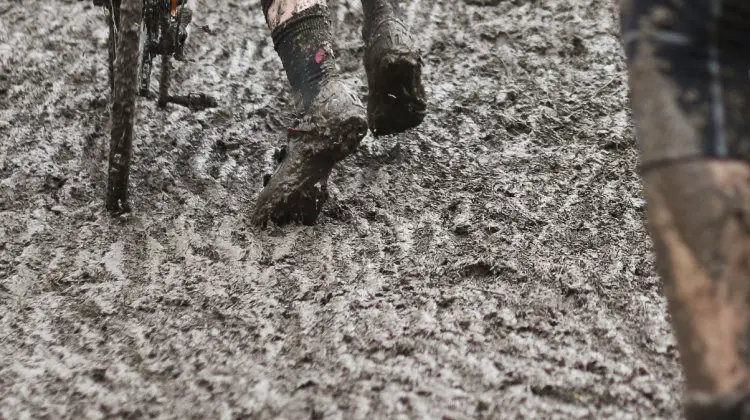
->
<box><xmin>0</xmin><ymin>0</ymin><xmax>684</xmax><ymax>418</ymax></box>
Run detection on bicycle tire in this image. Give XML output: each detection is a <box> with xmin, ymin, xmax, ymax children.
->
<box><xmin>138</xmin><ymin>22</ymin><xmax>151</xmax><ymax>97</ymax></box>
<box><xmin>106</xmin><ymin>2</ymin><xmax>117</xmax><ymax>93</ymax></box>
<box><xmin>105</xmin><ymin>0</ymin><xmax>142</xmax><ymax>214</ymax></box>
<box><xmin>138</xmin><ymin>4</ymin><xmax>156</xmax><ymax>98</ymax></box>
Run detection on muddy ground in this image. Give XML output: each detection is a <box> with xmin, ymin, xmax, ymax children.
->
<box><xmin>0</xmin><ymin>0</ymin><xmax>683</xmax><ymax>418</ymax></box>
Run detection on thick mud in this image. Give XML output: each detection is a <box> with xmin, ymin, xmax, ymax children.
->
<box><xmin>1</xmin><ymin>0</ymin><xmax>682</xmax><ymax>418</ymax></box>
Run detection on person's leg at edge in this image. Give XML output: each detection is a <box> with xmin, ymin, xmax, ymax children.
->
<box><xmin>360</xmin><ymin>0</ymin><xmax>426</xmax><ymax>136</ymax></box>
<box><xmin>253</xmin><ymin>0</ymin><xmax>368</xmax><ymax>227</ymax></box>
<box><xmin>621</xmin><ymin>0</ymin><xmax>750</xmax><ymax>417</ymax></box>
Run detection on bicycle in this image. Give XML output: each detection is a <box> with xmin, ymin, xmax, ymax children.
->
<box><xmin>95</xmin><ymin>0</ymin><xmax>218</xmax><ymax>214</ymax></box>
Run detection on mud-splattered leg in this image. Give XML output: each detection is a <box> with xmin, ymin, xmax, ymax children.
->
<box><xmin>621</xmin><ymin>0</ymin><xmax>750</xmax><ymax>417</ymax></box>
<box><xmin>361</xmin><ymin>0</ymin><xmax>426</xmax><ymax>136</ymax></box>
<box><xmin>644</xmin><ymin>162</ymin><xmax>750</xmax><ymax>418</ymax></box>
<box><xmin>253</xmin><ymin>0</ymin><xmax>368</xmax><ymax>227</ymax></box>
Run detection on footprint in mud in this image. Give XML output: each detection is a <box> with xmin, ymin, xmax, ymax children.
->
<box><xmin>206</xmin><ymin>138</ymin><xmax>244</xmax><ymax>182</ymax></box>
<box><xmin>354</xmin><ymin>135</ymin><xmax>404</xmax><ymax>167</ymax></box>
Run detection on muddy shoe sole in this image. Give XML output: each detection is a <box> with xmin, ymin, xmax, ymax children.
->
<box><xmin>366</xmin><ymin>51</ymin><xmax>426</xmax><ymax>136</ymax></box>
<box><xmin>251</xmin><ymin>114</ymin><xmax>368</xmax><ymax>227</ymax></box>
<box><xmin>364</xmin><ymin>18</ymin><xmax>427</xmax><ymax>137</ymax></box>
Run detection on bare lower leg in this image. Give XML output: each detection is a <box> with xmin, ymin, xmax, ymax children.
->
<box><xmin>622</xmin><ymin>0</ymin><xmax>750</xmax><ymax>412</ymax></box>
<box><xmin>643</xmin><ymin>160</ymin><xmax>750</xmax><ymax>416</ymax></box>
<box><xmin>645</xmin><ymin>161</ymin><xmax>750</xmax><ymax>389</ymax></box>
<box><xmin>263</xmin><ymin>0</ymin><xmax>326</xmax><ymax>31</ymax></box>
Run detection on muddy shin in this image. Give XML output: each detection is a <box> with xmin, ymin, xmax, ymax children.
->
<box><xmin>106</xmin><ymin>0</ymin><xmax>142</xmax><ymax>214</ymax></box>
<box><xmin>644</xmin><ymin>162</ymin><xmax>750</xmax><ymax>411</ymax></box>
<box><xmin>360</xmin><ymin>0</ymin><xmax>402</xmax><ymax>37</ymax></box>
<box><xmin>261</xmin><ymin>0</ymin><xmax>333</xmax><ymax>109</ymax></box>
<box><xmin>621</xmin><ymin>0</ymin><xmax>750</xmax><ymax>417</ymax></box>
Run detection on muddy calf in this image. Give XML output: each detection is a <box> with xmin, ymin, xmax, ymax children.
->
<box><xmin>621</xmin><ymin>0</ymin><xmax>750</xmax><ymax>417</ymax></box>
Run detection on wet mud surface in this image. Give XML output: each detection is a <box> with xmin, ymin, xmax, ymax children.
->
<box><xmin>1</xmin><ymin>0</ymin><xmax>682</xmax><ymax>418</ymax></box>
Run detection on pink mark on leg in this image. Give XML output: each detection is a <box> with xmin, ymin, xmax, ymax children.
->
<box><xmin>315</xmin><ymin>47</ymin><xmax>326</xmax><ymax>64</ymax></box>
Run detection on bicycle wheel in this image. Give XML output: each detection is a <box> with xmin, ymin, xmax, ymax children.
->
<box><xmin>105</xmin><ymin>0</ymin><xmax>143</xmax><ymax>214</ymax></box>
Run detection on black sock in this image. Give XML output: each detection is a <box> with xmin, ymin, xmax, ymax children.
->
<box><xmin>264</xmin><ymin>4</ymin><xmax>336</xmax><ymax>111</ymax></box>
<box><xmin>361</xmin><ymin>0</ymin><xmax>404</xmax><ymax>40</ymax></box>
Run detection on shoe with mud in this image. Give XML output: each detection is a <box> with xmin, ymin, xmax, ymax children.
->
<box><xmin>364</xmin><ymin>17</ymin><xmax>427</xmax><ymax>137</ymax></box>
<box><xmin>251</xmin><ymin>79</ymin><xmax>368</xmax><ymax>227</ymax></box>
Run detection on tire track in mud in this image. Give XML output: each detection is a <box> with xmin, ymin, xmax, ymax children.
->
<box><xmin>2</xmin><ymin>0</ymin><xmax>681</xmax><ymax>418</ymax></box>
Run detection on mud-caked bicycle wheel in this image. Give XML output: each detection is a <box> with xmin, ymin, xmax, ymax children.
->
<box><xmin>105</xmin><ymin>0</ymin><xmax>142</xmax><ymax>214</ymax></box>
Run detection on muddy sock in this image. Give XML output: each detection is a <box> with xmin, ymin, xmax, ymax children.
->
<box><xmin>264</xmin><ymin>4</ymin><xmax>336</xmax><ymax>111</ymax></box>
<box><xmin>361</xmin><ymin>0</ymin><xmax>404</xmax><ymax>39</ymax></box>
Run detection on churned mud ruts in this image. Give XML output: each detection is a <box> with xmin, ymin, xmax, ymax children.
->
<box><xmin>1</xmin><ymin>0</ymin><xmax>681</xmax><ymax>418</ymax></box>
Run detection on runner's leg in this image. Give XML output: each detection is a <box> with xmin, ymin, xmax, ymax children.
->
<box><xmin>253</xmin><ymin>0</ymin><xmax>368</xmax><ymax>226</ymax></box>
<box><xmin>621</xmin><ymin>0</ymin><xmax>750</xmax><ymax>416</ymax></box>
